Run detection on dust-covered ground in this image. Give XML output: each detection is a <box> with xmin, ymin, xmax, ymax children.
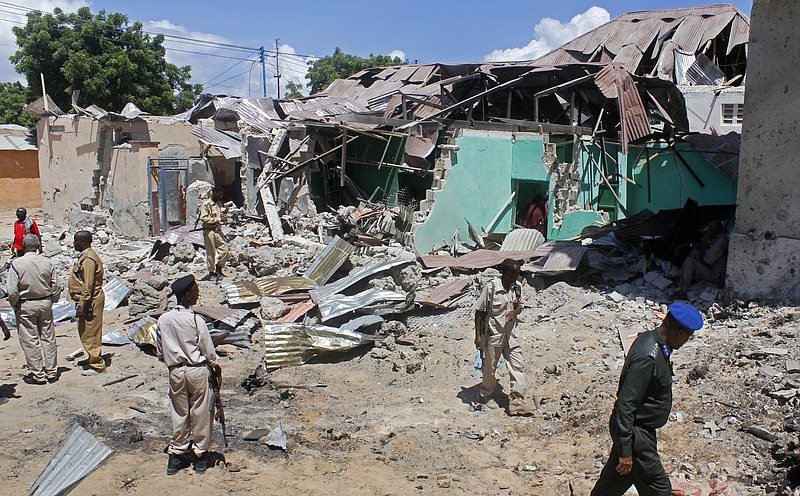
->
<box><xmin>0</xmin><ymin>221</ymin><xmax>798</xmax><ymax>495</ymax></box>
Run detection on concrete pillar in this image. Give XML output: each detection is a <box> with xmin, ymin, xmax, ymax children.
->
<box><xmin>726</xmin><ymin>0</ymin><xmax>800</xmax><ymax>303</ymax></box>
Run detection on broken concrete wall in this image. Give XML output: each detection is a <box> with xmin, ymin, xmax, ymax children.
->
<box><xmin>37</xmin><ymin>115</ymin><xmax>200</xmax><ymax>237</ymax></box>
<box><xmin>0</xmin><ymin>149</ymin><xmax>40</xmax><ymax>208</ymax></box>
<box><xmin>726</xmin><ymin>0</ymin><xmax>800</xmax><ymax>303</ymax></box>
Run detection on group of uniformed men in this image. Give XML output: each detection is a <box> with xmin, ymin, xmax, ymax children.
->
<box><xmin>6</xmin><ymin>194</ymin><xmax>706</xmax><ymax>491</ymax></box>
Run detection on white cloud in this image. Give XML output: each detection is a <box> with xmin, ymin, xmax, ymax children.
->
<box><xmin>484</xmin><ymin>6</ymin><xmax>610</xmax><ymax>62</ymax></box>
<box><xmin>0</xmin><ymin>0</ymin><xmax>88</xmax><ymax>83</ymax></box>
<box><xmin>388</xmin><ymin>50</ymin><xmax>406</xmax><ymax>62</ymax></box>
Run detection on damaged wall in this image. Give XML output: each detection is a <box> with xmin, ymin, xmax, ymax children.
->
<box><xmin>682</xmin><ymin>86</ymin><xmax>745</xmax><ymax>134</ymax></box>
<box><xmin>37</xmin><ymin>115</ymin><xmax>199</xmax><ymax>237</ymax></box>
<box><xmin>0</xmin><ymin>148</ymin><xmax>40</xmax><ymax>208</ymax></box>
<box><xmin>727</xmin><ymin>0</ymin><xmax>800</xmax><ymax>303</ymax></box>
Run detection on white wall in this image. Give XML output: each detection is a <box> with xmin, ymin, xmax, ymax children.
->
<box><xmin>681</xmin><ymin>85</ymin><xmax>745</xmax><ymax>134</ymax></box>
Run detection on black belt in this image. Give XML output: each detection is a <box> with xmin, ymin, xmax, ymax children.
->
<box><xmin>168</xmin><ymin>362</ymin><xmax>208</xmax><ymax>370</ymax></box>
<box><xmin>20</xmin><ymin>295</ymin><xmax>53</xmax><ymax>302</ymax></box>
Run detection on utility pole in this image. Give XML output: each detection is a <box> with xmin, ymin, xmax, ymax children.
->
<box><xmin>274</xmin><ymin>38</ymin><xmax>281</xmax><ymax>99</ymax></box>
<box><xmin>259</xmin><ymin>46</ymin><xmax>267</xmax><ymax>98</ymax></box>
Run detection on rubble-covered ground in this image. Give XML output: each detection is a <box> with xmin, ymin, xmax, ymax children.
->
<box><xmin>1</xmin><ymin>210</ymin><xmax>799</xmax><ymax>495</ymax></box>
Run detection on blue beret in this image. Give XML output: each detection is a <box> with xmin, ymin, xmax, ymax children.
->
<box><xmin>668</xmin><ymin>302</ymin><xmax>704</xmax><ymax>331</ymax></box>
<box><xmin>170</xmin><ymin>274</ymin><xmax>196</xmax><ymax>297</ymax></box>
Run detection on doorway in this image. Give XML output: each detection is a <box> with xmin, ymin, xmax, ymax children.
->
<box><xmin>148</xmin><ymin>158</ymin><xmax>189</xmax><ymax>235</ymax></box>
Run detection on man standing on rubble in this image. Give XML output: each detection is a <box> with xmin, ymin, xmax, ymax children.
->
<box><xmin>68</xmin><ymin>230</ymin><xmax>106</xmax><ymax>376</ymax></box>
<box><xmin>157</xmin><ymin>274</ymin><xmax>220</xmax><ymax>476</ymax></box>
<box><xmin>6</xmin><ymin>234</ymin><xmax>60</xmax><ymax>384</ymax></box>
<box><xmin>198</xmin><ymin>187</ymin><xmax>229</xmax><ymax>281</ymax></box>
<box><xmin>12</xmin><ymin>207</ymin><xmax>42</xmax><ymax>258</ymax></box>
<box><xmin>675</xmin><ymin>220</ymin><xmax>728</xmax><ymax>300</ymax></box>
<box><xmin>474</xmin><ymin>258</ymin><xmax>535</xmax><ymax>416</ymax></box>
<box><xmin>591</xmin><ymin>302</ymin><xmax>704</xmax><ymax>496</ymax></box>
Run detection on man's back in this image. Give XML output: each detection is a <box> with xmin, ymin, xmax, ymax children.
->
<box><xmin>9</xmin><ymin>253</ymin><xmax>56</xmax><ymax>303</ymax></box>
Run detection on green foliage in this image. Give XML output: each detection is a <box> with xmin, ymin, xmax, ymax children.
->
<box><xmin>284</xmin><ymin>81</ymin><xmax>305</xmax><ymax>99</ymax></box>
<box><xmin>305</xmin><ymin>48</ymin><xmax>404</xmax><ymax>94</ymax></box>
<box><xmin>10</xmin><ymin>7</ymin><xmax>202</xmax><ymax>115</ymax></box>
<box><xmin>0</xmin><ymin>81</ymin><xmax>35</xmax><ymax>128</ymax></box>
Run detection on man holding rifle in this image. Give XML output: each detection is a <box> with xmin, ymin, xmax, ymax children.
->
<box><xmin>474</xmin><ymin>259</ymin><xmax>535</xmax><ymax>416</ymax></box>
<box><xmin>157</xmin><ymin>274</ymin><xmax>221</xmax><ymax>475</ymax></box>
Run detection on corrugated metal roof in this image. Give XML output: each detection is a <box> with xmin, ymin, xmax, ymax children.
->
<box><xmin>0</xmin><ymin>133</ymin><xmax>36</xmax><ymax>151</ymax></box>
<box><xmin>303</xmin><ymin>235</ymin><xmax>355</xmax><ymax>285</ymax></box>
<box><xmin>524</xmin><ymin>243</ymin><xmax>588</xmax><ymax>275</ymax></box>
<box><xmin>28</xmin><ymin>423</ymin><xmax>113</xmax><ymax>496</ymax></box>
<box><xmin>595</xmin><ymin>64</ymin><xmax>650</xmax><ymax>150</ymax></box>
<box><xmin>317</xmin><ymin>288</ymin><xmax>407</xmax><ymax>322</ymax></box>
<box><xmin>405</xmin><ymin>134</ymin><xmax>436</xmax><ymax>159</ymax></box>
<box><xmin>683</xmin><ymin>132</ymin><xmax>740</xmax><ymax>179</ymax></box>
<box><xmin>310</xmin><ymin>257</ymin><xmax>414</xmax><ymax>303</ymax></box>
<box><xmin>418</xmin><ymin>278</ymin><xmax>471</xmax><ymax>308</ymax></box>
<box><xmin>685</xmin><ymin>54</ymin><xmax>726</xmax><ymax>86</ymax></box>
<box><xmin>612</xmin><ymin>45</ymin><xmax>644</xmax><ymax>73</ymax></box>
<box><xmin>23</xmin><ymin>95</ymin><xmax>66</xmax><ymax>118</ymax></box>
<box><xmin>419</xmin><ymin>250</ymin><xmax>541</xmax><ymax>270</ymax></box>
<box><xmin>191</xmin><ymin>125</ymin><xmax>242</xmax><ymax>160</ymax></box>
<box><xmin>257</xmin><ymin>276</ymin><xmax>318</xmax><ymax>296</ymax></box>
<box><xmin>671</xmin><ymin>15</ymin><xmax>708</xmax><ymax>53</ymax></box>
<box><xmin>192</xmin><ymin>306</ymin><xmax>251</xmax><ymax>327</ymax></box>
<box><xmin>261</xmin><ymin>322</ymin><xmax>369</xmax><ymax>371</ymax></box>
<box><xmin>407</xmin><ymin>65</ymin><xmax>436</xmax><ymax>84</ymax></box>
<box><xmin>223</xmin><ymin>281</ymin><xmax>262</xmax><ymax>306</ymax></box>
<box><xmin>727</xmin><ymin>14</ymin><xmax>750</xmax><ymax>55</ymax></box>
<box><xmin>103</xmin><ymin>278</ymin><xmax>130</xmax><ymax>311</ymax></box>
<box><xmin>500</xmin><ymin>229</ymin><xmax>545</xmax><ymax>252</ymax></box>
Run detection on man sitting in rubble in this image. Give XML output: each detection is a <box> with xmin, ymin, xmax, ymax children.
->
<box><xmin>474</xmin><ymin>259</ymin><xmax>536</xmax><ymax>416</ymax></box>
<box><xmin>674</xmin><ymin>219</ymin><xmax>728</xmax><ymax>300</ymax></box>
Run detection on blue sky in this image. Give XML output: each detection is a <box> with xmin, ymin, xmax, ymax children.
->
<box><xmin>0</xmin><ymin>0</ymin><xmax>752</xmax><ymax>100</ymax></box>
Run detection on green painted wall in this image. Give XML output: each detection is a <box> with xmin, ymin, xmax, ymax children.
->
<box><xmin>414</xmin><ymin>130</ymin><xmax>546</xmax><ymax>253</ymax></box>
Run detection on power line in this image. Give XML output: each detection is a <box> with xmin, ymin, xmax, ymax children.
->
<box><xmin>201</xmin><ymin>49</ymin><xmax>259</xmax><ymax>86</ymax></box>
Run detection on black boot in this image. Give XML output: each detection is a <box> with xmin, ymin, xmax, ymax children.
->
<box><xmin>194</xmin><ymin>453</ymin><xmax>208</xmax><ymax>474</ymax></box>
<box><xmin>167</xmin><ymin>454</ymin><xmax>191</xmax><ymax>475</ymax></box>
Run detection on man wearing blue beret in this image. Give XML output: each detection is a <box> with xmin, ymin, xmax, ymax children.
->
<box><xmin>591</xmin><ymin>302</ymin><xmax>703</xmax><ymax>496</ymax></box>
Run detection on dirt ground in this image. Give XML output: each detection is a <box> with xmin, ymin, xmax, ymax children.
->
<box><xmin>0</xmin><ymin>224</ymin><xmax>796</xmax><ymax>495</ymax></box>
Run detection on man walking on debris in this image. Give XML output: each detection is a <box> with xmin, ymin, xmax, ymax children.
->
<box><xmin>591</xmin><ymin>302</ymin><xmax>703</xmax><ymax>496</ymax></box>
<box><xmin>675</xmin><ymin>220</ymin><xmax>728</xmax><ymax>300</ymax></box>
<box><xmin>68</xmin><ymin>230</ymin><xmax>106</xmax><ymax>375</ymax></box>
<box><xmin>199</xmin><ymin>187</ymin><xmax>229</xmax><ymax>281</ymax></box>
<box><xmin>12</xmin><ymin>207</ymin><xmax>41</xmax><ymax>258</ymax></box>
<box><xmin>6</xmin><ymin>234</ymin><xmax>60</xmax><ymax>384</ymax></box>
<box><xmin>157</xmin><ymin>274</ymin><xmax>220</xmax><ymax>476</ymax></box>
<box><xmin>474</xmin><ymin>258</ymin><xmax>535</xmax><ymax>415</ymax></box>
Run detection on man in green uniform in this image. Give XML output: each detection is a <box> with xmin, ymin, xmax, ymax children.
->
<box><xmin>198</xmin><ymin>187</ymin><xmax>229</xmax><ymax>281</ymax></box>
<box><xmin>591</xmin><ymin>302</ymin><xmax>703</xmax><ymax>496</ymax></box>
<box><xmin>68</xmin><ymin>230</ymin><xmax>106</xmax><ymax>375</ymax></box>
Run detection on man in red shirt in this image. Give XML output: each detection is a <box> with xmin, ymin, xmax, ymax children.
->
<box><xmin>13</xmin><ymin>208</ymin><xmax>41</xmax><ymax>258</ymax></box>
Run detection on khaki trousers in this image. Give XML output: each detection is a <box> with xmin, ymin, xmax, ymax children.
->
<box><xmin>78</xmin><ymin>292</ymin><xmax>106</xmax><ymax>372</ymax></box>
<box><xmin>679</xmin><ymin>251</ymin><xmax>721</xmax><ymax>291</ymax></box>
<box><xmin>168</xmin><ymin>365</ymin><xmax>214</xmax><ymax>457</ymax></box>
<box><xmin>481</xmin><ymin>331</ymin><xmax>527</xmax><ymax>401</ymax></box>
<box><xmin>16</xmin><ymin>299</ymin><xmax>57</xmax><ymax>381</ymax></box>
<box><xmin>203</xmin><ymin>229</ymin><xmax>229</xmax><ymax>274</ymax></box>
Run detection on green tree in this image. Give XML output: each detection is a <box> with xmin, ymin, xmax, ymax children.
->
<box><xmin>0</xmin><ymin>82</ymin><xmax>35</xmax><ymax>128</ymax></box>
<box><xmin>306</xmin><ymin>48</ymin><xmax>404</xmax><ymax>94</ymax></box>
<box><xmin>284</xmin><ymin>81</ymin><xmax>305</xmax><ymax>99</ymax></box>
<box><xmin>10</xmin><ymin>7</ymin><xmax>201</xmax><ymax>115</ymax></box>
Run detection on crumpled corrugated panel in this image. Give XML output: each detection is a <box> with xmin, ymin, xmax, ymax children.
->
<box><xmin>727</xmin><ymin>14</ymin><xmax>750</xmax><ymax>55</ymax></box>
<box><xmin>683</xmin><ymin>133</ymin><xmax>740</xmax><ymax>180</ymax></box>
<box><xmin>261</xmin><ymin>322</ymin><xmax>368</xmax><ymax>371</ymax></box>
<box><xmin>595</xmin><ymin>64</ymin><xmax>650</xmax><ymax>151</ymax></box>
<box><xmin>612</xmin><ymin>45</ymin><xmax>644</xmax><ymax>73</ymax></box>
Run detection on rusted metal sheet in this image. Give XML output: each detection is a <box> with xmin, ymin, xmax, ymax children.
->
<box><xmin>310</xmin><ymin>257</ymin><xmax>414</xmax><ymax>303</ymax></box>
<box><xmin>419</xmin><ymin>250</ymin><xmax>540</xmax><ymax>270</ymax></box>
<box><xmin>405</xmin><ymin>134</ymin><xmax>436</xmax><ymax>159</ymax></box>
<box><xmin>595</xmin><ymin>64</ymin><xmax>649</xmax><ymax>151</ymax></box>
<box><xmin>419</xmin><ymin>278</ymin><xmax>471</xmax><ymax>308</ymax></box>
<box><xmin>257</xmin><ymin>276</ymin><xmax>317</xmax><ymax>296</ymax></box>
<box><xmin>304</xmin><ymin>236</ymin><xmax>355</xmax><ymax>285</ymax></box>
<box><xmin>612</xmin><ymin>45</ymin><xmax>644</xmax><ymax>73</ymax></box>
<box><xmin>699</xmin><ymin>11</ymin><xmax>737</xmax><ymax>46</ymax></box>
<box><xmin>28</xmin><ymin>423</ymin><xmax>113</xmax><ymax>496</ymax></box>
<box><xmin>407</xmin><ymin>65</ymin><xmax>436</xmax><ymax>84</ymax></box>
<box><xmin>278</xmin><ymin>300</ymin><xmax>316</xmax><ymax>323</ymax></box>
<box><xmin>261</xmin><ymin>322</ymin><xmax>369</xmax><ymax>371</ymax></box>
<box><xmin>192</xmin><ymin>306</ymin><xmax>251</xmax><ymax>327</ymax></box>
<box><xmin>317</xmin><ymin>288</ymin><xmax>407</xmax><ymax>322</ymax></box>
<box><xmin>671</xmin><ymin>14</ymin><xmax>708</xmax><ymax>52</ymax></box>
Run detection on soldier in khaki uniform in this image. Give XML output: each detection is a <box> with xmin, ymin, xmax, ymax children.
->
<box><xmin>474</xmin><ymin>259</ymin><xmax>535</xmax><ymax>416</ymax></box>
<box><xmin>157</xmin><ymin>274</ymin><xmax>220</xmax><ymax>475</ymax></box>
<box><xmin>6</xmin><ymin>234</ymin><xmax>60</xmax><ymax>384</ymax></box>
<box><xmin>68</xmin><ymin>230</ymin><xmax>106</xmax><ymax>375</ymax></box>
<box><xmin>198</xmin><ymin>187</ymin><xmax>228</xmax><ymax>280</ymax></box>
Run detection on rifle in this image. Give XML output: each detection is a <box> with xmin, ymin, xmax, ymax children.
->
<box><xmin>209</xmin><ymin>365</ymin><xmax>228</xmax><ymax>449</ymax></box>
<box><xmin>478</xmin><ymin>282</ymin><xmax>495</xmax><ymax>369</ymax></box>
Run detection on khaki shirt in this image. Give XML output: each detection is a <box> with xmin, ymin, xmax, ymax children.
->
<box><xmin>475</xmin><ymin>277</ymin><xmax>522</xmax><ymax>348</ymax></box>
<box><xmin>703</xmin><ymin>234</ymin><xmax>728</xmax><ymax>276</ymax></box>
<box><xmin>6</xmin><ymin>252</ymin><xmax>59</xmax><ymax>308</ymax></box>
<box><xmin>199</xmin><ymin>199</ymin><xmax>223</xmax><ymax>229</ymax></box>
<box><xmin>156</xmin><ymin>306</ymin><xmax>219</xmax><ymax>368</ymax></box>
<box><xmin>68</xmin><ymin>247</ymin><xmax>104</xmax><ymax>306</ymax></box>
